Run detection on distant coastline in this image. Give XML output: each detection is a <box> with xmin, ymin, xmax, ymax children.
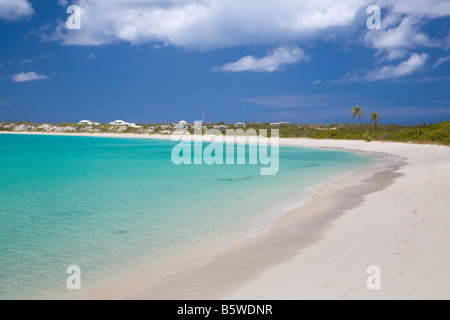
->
<box><xmin>0</xmin><ymin>120</ymin><xmax>449</xmax><ymax>145</ymax></box>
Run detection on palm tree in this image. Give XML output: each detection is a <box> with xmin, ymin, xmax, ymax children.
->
<box><xmin>370</xmin><ymin>112</ymin><xmax>381</xmax><ymax>132</ymax></box>
<box><xmin>351</xmin><ymin>105</ymin><xmax>365</xmax><ymax>133</ymax></box>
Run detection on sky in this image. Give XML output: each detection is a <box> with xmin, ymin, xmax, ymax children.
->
<box><xmin>0</xmin><ymin>0</ymin><xmax>450</xmax><ymax>125</ymax></box>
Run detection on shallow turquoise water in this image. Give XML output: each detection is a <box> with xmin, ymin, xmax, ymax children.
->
<box><xmin>0</xmin><ymin>134</ymin><xmax>372</xmax><ymax>299</ymax></box>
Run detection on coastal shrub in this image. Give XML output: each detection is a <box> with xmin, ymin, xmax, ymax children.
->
<box><xmin>363</xmin><ymin>131</ymin><xmax>371</xmax><ymax>142</ymax></box>
<box><xmin>377</xmin><ymin>133</ymin><xmax>391</xmax><ymax>141</ymax></box>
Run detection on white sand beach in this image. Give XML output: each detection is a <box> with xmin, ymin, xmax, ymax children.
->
<box><xmin>1</xmin><ymin>131</ymin><xmax>449</xmax><ymax>299</ymax></box>
<box><xmin>226</xmin><ymin>139</ymin><xmax>450</xmax><ymax>300</ymax></box>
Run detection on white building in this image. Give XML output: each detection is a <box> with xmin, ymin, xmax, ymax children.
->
<box><xmin>174</xmin><ymin>120</ymin><xmax>188</xmax><ymax>129</ymax></box>
<box><xmin>270</xmin><ymin>122</ymin><xmax>281</xmax><ymax>127</ymax></box>
<box><xmin>78</xmin><ymin>120</ymin><xmax>93</xmax><ymax>125</ymax></box>
<box><xmin>109</xmin><ymin>120</ymin><xmax>141</xmax><ymax>128</ymax></box>
<box><xmin>235</xmin><ymin>122</ymin><xmax>246</xmax><ymax>128</ymax></box>
<box><xmin>110</xmin><ymin>120</ymin><xmax>127</xmax><ymax>125</ymax></box>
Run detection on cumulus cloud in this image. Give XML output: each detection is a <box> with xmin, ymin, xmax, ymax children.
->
<box><xmin>45</xmin><ymin>0</ymin><xmax>450</xmax><ymax>51</ymax></box>
<box><xmin>0</xmin><ymin>0</ymin><xmax>33</xmax><ymax>21</ymax></box>
<box><xmin>364</xmin><ymin>16</ymin><xmax>441</xmax><ymax>53</ymax></box>
<box><xmin>363</xmin><ymin>2</ymin><xmax>450</xmax><ymax>63</ymax></box>
<box><xmin>214</xmin><ymin>46</ymin><xmax>309</xmax><ymax>72</ymax></box>
<box><xmin>47</xmin><ymin>0</ymin><xmax>372</xmax><ymax>49</ymax></box>
<box><xmin>12</xmin><ymin>71</ymin><xmax>48</xmax><ymax>82</ymax></box>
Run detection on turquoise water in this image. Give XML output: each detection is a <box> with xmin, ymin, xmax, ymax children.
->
<box><xmin>0</xmin><ymin>134</ymin><xmax>372</xmax><ymax>299</ymax></box>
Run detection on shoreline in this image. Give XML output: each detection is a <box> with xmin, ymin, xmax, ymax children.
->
<box><xmin>225</xmin><ymin>141</ymin><xmax>450</xmax><ymax>299</ymax></box>
<box><xmin>120</xmin><ymin>151</ymin><xmax>404</xmax><ymax>300</ymax></box>
<box><xmin>2</xmin><ymin>131</ymin><xmax>449</xmax><ymax>299</ymax></box>
<box><xmin>83</xmin><ymin>159</ymin><xmax>381</xmax><ymax>300</ymax></box>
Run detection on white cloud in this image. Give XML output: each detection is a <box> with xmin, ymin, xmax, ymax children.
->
<box><xmin>364</xmin><ymin>16</ymin><xmax>441</xmax><ymax>52</ymax></box>
<box><xmin>336</xmin><ymin>53</ymin><xmax>429</xmax><ymax>83</ymax></box>
<box><xmin>215</xmin><ymin>46</ymin><xmax>309</xmax><ymax>72</ymax></box>
<box><xmin>365</xmin><ymin>53</ymin><xmax>429</xmax><ymax>82</ymax></box>
<box><xmin>87</xmin><ymin>53</ymin><xmax>96</xmax><ymax>61</ymax></box>
<box><xmin>385</xmin><ymin>1</ymin><xmax>450</xmax><ymax>19</ymax></box>
<box><xmin>45</xmin><ymin>0</ymin><xmax>450</xmax><ymax>51</ymax></box>
<box><xmin>18</xmin><ymin>57</ymin><xmax>34</xmax><ymax>67</ymax></box>
<box><xmin>0</xmin><ymin>0</ymin><xmax>33</xmax><ymax>21</ymax></box>
<box><xmin>312</xmin><ymin>79</ymin><xmax>322</xmax><ymax>85</ymax></box>
<box><xmin>416</xmin><ymin>75</ymin><xmax>450</xmax><ymax>83</ymax></box>
<box><xmin>57</xmin><ymin>0</ymin><xmax>68</xmax><ymax>6</ymax></box>
<box><xmin>445</xmin><ymin>34</ymin><xmax>450</xmax><ymax>50</ymax></box>
<box><xmin>382</xmin><ymin>50</ymin><xmax>409</xmax><ymax>62</ymax></box>
<box><xmin>12</xmin><ymin>71</ymin><xmax>49</xmax><ymax>82</ymax></box>
<box><xmin>432</xmin><ymin>55</ymin><xmax>450</xmax><ymax>68</ymax></box>
<box><xmin>363</xmin><ymin>3</ymin><xmax>450</xmax><ymax>63</ymax></box>
<box><xmin>47</xmin><ymin>0</ymin><xmax>372</xmax><ymax>48</ymax></box>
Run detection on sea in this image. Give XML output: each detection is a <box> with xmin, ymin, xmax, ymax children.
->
<box><xmin>0</xmin><ymin>133</ymin><xmax>372</xmax><ymax>299</ymax></box>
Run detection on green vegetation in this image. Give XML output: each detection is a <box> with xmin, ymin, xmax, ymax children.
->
<box><xmin>272</xmin><ymin>121</ymin><xmax>449</xmax><ymax>145</ymax></box>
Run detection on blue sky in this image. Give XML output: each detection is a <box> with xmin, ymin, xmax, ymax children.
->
<box><xmin>1</xmin><ymin>0</ymin><xmax>450</xmax><ymax>125</ymax></box>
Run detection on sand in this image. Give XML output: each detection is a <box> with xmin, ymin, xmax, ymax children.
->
<box><xmin>225</xmin><ymin>139</ymin><xmax>450</xmax><ymax>300</ymax></box>
<box><xmin>2</xmin><ymin>131</ymin><xmax>449</xmax><ymax>299</ymax></box>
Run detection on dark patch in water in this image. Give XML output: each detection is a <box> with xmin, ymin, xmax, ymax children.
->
<box><xmin>218</xmin><ymin>176</ymin><xmax>253</xmax><ymax>182</ymax></box>
<box><xmin>218</xmin><ymin>178</ymin><xmax>235</xmax><ymax>182</ymax></box>
<box><xmin>115</xmin><ymin>230</ymin><xmax>127</xmax><ymax>234</ymax></box>
<box><xmin>301</xmin><ymin>163</ymin><xmax>319</xmax><ymax>168</ymax></box>
<box><xmin>283</xmin><ymin>163</ymin><xmax>318</xmax><ymax>171</ymax></box>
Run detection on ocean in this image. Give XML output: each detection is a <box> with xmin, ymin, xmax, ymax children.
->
<box><xmin>0</xmin><ymin>134</ymin><xmax>372</xmax><ymax>299</ymax></box>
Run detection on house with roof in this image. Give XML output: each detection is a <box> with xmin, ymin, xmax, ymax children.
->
<box><xmin>109</xmin><ymin>120</ymin><xmax>142</xmax><ymax>128</ymax></box>
<box><xmin>78</xmin><ymin>120</ymin><xmax>100</xmax><ymax>125</ymax></box>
